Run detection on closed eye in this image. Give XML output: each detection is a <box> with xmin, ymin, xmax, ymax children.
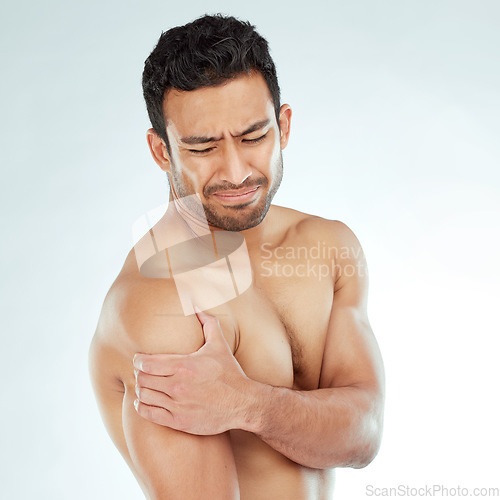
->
<box><xmin>189</xmin><ymin>147</ymin><xmax>215</xmax><ymax>154</ymax></box>
<box><xmin>188</xmin><ymin>133</ymin><xmax>267</xmax><ymax>153</ymax></box>
<box><xmin>243</xmin><ymin>133</ymin><xmax>267</xmax><ymax>144</ymax></box>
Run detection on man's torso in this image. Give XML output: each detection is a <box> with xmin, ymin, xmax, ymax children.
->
<box><xmin>95</xmin><ymin>205</ymin><xmax>341</xmax><ymax>499</ymax></box>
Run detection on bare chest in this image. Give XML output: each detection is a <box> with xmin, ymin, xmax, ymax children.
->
<box><xmin>230</xmin><ymin>257</ymin><xmax>334</xmax><ymax>391</ymax></box>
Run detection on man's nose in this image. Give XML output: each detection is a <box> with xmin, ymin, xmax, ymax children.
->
<box><xmin>218</xmin><ymin>141</ymin><xmax>252</xmax><ymax>185</ymax></box>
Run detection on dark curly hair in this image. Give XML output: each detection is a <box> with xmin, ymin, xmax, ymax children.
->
<box><xmin>142</xmin><ymin>14</ymin><xmax>281</xmax><ymax>155</ymax></box>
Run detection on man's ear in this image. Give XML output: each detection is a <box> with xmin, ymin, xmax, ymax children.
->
<box><xmin>146</xmin><ymin>128</ymin><xmax>171</xmax><ymax>173</ymax></box>
<box><xmin>278</xmin><ymin>104</ymin><xmax>292</xmax><ymax>150</ymax></box>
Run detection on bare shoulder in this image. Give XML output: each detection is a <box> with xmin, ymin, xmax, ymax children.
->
<box><xmin>92</xmin><ymin>273</ymin><xmax>204</xmax><ymax>357</ymax></box>
<box><xmin>301</xmin><ymin>218</ymin><xmax>361</xmax><ymax>245</ymax></box>
<box><xmin>272</xmin><ymin>207</ymin><xmax>368</xmax><ymax>291</ymax></box>
<box><xmin>272</xmin><ymin>204</ymin><xmax>363</xmax><ymax>249</ymax></box>
<box><xmin>90</xmin><ymin>270</ymin><xmax>207</xmax><ymax>397</ymax></box>
<box><xmin>89</xmin><ymin>260</ymin><xmax>240</xmax><ymax>499</ymax></box>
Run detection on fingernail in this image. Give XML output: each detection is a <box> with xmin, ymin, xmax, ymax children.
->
<box><xmin>134</xmin><ymin>369</ymin><xmax>139</xmax><ymax>379</ymax></box>
<box><xmin>134</xmin><ymin>399</ymin><xmax>139</xmax><ymax>410</ymax></box>
<box><xmin>135</xmin><ymin>384</ymin><xmax>140</xmax><ymax>397</ymax></box>
<box><xmin>133</xmin><ymin>356</ymin><xmax>142</xmax><ymax>370</ymax></box>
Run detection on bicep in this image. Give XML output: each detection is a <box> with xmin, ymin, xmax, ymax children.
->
<box><xmin>319</xmin><ymin>300</ymin><xmax>384</xmax><ymax>393</ymax></box>
<box><xmin>89</xmin><ymin>334</ymin><xmax>134</xmax><ymax>467</ymax></box>
<box><xmin>92</xmin><ymin>279</ymin><xmax>240</xmax><ymax>498</ymax></box>
<box><xmin>122</xmin><ymin>388</ymin><xmax>239</xmax><ymax>500</ymax></box>
<box><xmin>319</xmin><ymin>223</ymin><xmax>384</xmax><ymax>395</ymax></box>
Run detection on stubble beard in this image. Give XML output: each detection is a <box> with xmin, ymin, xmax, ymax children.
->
<box><xmin>169</xmin><ymin>152</ymin><xmax>283</xmax><ymax>232</ymax></box>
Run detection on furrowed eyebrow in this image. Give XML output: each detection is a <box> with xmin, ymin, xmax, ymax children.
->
<box><xmin>180</xmin><ymin>134</ymin><xmax>219</xmax><ymax>145</ymax></box>
<box><xmin>180</xmin><ymin>119</ymin><xmax>270</xmax><ymax>146</ymax></box>
<box><xmin>237</xmin><ymin>119</ymin><xmax>270</xmax><ymax>137</ymax></box>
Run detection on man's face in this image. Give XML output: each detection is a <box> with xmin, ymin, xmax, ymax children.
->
<box><xmin>161</xmin><ymin>72</ymin><xmax>290</xmax><ymax>231</ymax></box>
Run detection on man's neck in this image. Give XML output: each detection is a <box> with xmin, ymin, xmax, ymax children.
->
<box><xmin>167</xmin><ymin>189</ymin><xmax>273</xmax><ymax>252</ymax></box>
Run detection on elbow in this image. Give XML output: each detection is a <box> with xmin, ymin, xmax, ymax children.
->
<box><xmin>350</xmin><ymin>437</ymin><xmax>381</xmax><ymax>469</ymax></box>
<box><xmin>320</xmin><ymin>427</ymin><xmax>382</xmax><ymax>470</ymax></box>
<box><xmin>350</xmin><ymin>414</ymin><xmax>384</xmax><ymax>469</ymax></box>
<box><xmin>316</xmin><ymin>391</ymin><xmax>385</xmax><ymax>470</ymax></box>
<box><xmin>350</xmin><ymin>386</ymin><xmax>385</xmax><ymax>469</ymax></box>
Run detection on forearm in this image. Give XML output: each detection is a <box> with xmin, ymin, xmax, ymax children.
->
<box><xmin>239</xmin><ymin>380</ymin><xmax>383</xmax><ymax>469</ymax></box>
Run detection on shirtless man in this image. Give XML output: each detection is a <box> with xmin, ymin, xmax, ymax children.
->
<box><xmin>89</xmin><ymin>14</ymin><xmax>385</xmax><ymax>499</ymax></box>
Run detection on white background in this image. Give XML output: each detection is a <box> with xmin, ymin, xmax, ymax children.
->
<box><xmin>1</xmin><ymin>1</ymin><xmax>499</xmax><ymax>498</ymax></box>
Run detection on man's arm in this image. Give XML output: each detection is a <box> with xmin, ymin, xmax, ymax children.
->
<box><xmin>241</xmin><ymin>221</ymin><xmax>385</xmax><ymax>469</ymax></box>
<box><xmin>238</xmin><ymin>221</ymin><xmax>384</xmax><ymax>468</ymax></box>
<box><xmin>133</xmin><ymin>221</ymin><xmax>385</xmax><ymax>470</ymax></box>
<box><xmin>89</xmin><ymin>281</ymin><xmax>240</xmax><ymax>499</ymax></box>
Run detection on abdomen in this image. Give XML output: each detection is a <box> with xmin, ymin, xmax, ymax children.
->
<box><xmin>230</xmin><ymin>430</ymin><xmax>335</xmax><ymax>500</ymax></box>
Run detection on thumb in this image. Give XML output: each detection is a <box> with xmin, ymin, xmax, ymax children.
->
<box><xmin>194</xmin><ymin>305</ymin><xmax>225</xmax><ymax>345</ymax></box>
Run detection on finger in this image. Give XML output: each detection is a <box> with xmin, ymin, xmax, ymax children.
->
<box><xmin>136</xmin><ymin>385</ymin><xmax>177</xmax><ymax>409</ymax></box>
<box><xmin>136</xmin><ymin>370</ymin><xmax>176</xmax><ymax>396</ymax></box>
<box><xmin>134</xmin><ymin>399</ymin><xmax>177</xmax><ymax>428</ymax></box>
<box><xmin>134</xmin><ymin>352</ymin><xmax>187</xmax><ymax>375</ymax></box>
<box><xmin>193</xmin><ymin>305</ymin><xmax>215</xmax><ymax>327</ymax></box>
<box><xmin>193</xmin><ymin>306</ymin><xmax>225</xmax><ymax>345</ymax></box>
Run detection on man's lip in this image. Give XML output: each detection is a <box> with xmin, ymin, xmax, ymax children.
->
<box><xmin>212</xmin><ymin>186</ymin><xmax>260</xmax><ymax>198</ymax></box>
